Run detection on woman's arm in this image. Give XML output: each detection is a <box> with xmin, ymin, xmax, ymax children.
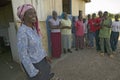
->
<box><xmin>48</xmin><ymin>21</ymin><xmax>60</xmax><ymax>29</ymax></box>
<box><xmin>17</xmin><ymin>30</ymin><xmax>39</xmax><ymax>77</ymax></box>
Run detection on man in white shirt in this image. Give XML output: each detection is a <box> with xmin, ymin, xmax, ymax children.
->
<box><xmin>110</xmin><ymin>14</ymin><xmax>120</xmax><ymax>53</ymax></box>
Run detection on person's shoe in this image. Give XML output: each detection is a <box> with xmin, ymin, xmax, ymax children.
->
<box><xmin>75</xmin><ymin>48</ymin><xmax>78</xmax><ymax>51</ymax></box>
<box><xmin>100</xmin><ymin>53</ymin><xmax>104</xmax><ymax>56</ymax></box>
<box><xmin>49</xmin><ymin>73</ymin><xmax>55</xmax><ymax>79</ymax></box>
<box><xmin>113</xmin><ymin>51</ymin><xmax>116</xmax><ymax>54</ymax></box>
<box><xmin>68</xmin><ymin>49</ymin><xmax>72</xmax><ymax>53</ymax></box>
<box><xmin>63</xmin><ymin>49</ymin><xmax>66</xmax><ymax>54</ymax></box>
<box><xmin>109</xmin><ymin>54</ymin><xmax>114</xmax><ymax>58</ymax></box>
<box><xmin>97</xmin><ymin>51</ymin><xmax>100</xmax><ymax>54</ymax></box>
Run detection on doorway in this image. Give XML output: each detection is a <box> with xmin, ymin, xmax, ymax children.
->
<box><xmin>62</xmin><ymin>0</ymin><xmax>72</xmax><ymax>14</ymax></box>
<box><xmin>0</xmin><ymin>0</ymin><xmax>14</xmax><ymax>63</ymax></box>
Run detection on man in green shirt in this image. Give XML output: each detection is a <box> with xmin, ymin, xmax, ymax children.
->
<box><xmin>99</xmin><ymin>11</ymin><xmax>114</xmax><ymax>58</ymax></box>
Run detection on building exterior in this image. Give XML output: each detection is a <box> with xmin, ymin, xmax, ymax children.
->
<box><xmin>0</xmin><ymin>0</ymin><xmax>90</xmax><ymax>62</ymax></box>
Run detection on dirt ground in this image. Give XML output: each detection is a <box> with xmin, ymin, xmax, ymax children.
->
<box><xmin>0</xmin><ymin>42</ymin><xmax>120</xmax><ymax>80</ymax></box>
<box><xmin>51</xmin><ymin>40</ymin><xmax>120</xmax><ymax>80</ymax></box>
<box><xmin>52</xmin><ymin>48</ymin><xmax>120</xmax><ymax>80</ymax></box>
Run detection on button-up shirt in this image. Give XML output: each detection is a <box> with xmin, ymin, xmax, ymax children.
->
<box><xmin>111</xmin><ymin>21</ymin><xmax>120</xmax><ymax>32</ymax></box>
<box><xmin>17</xmin><ymin>24</ymin><xmax>47</xmax><ymax>77</ymax></box>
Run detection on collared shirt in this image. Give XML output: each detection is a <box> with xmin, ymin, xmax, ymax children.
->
<box><xmin>17</xmin><ymin>24</ymin><xmax>47</xmax><ymax>77</ymax></box>
<box><xmin>61</xmin><ymin>19</ymin><xmax>72</xmax><ymax>35</ymax></box>
<box><xmin>49</xmin><ymin>18</ymin><xmax>61</xmax><ymax>33</ymax></box>
<box><xmin>111</xmin><ymin>21</ymin><xmax>120</xmax><ymax>32</ymax></box>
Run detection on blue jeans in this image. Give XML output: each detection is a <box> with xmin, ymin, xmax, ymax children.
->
<box><xmin>88</xmin><ymin>32</ymin><xmax>95</xmax><ymax>47</ymax></box>
<box><xmin>110</xmin><ymin>31</ymin><xmax>119</xmax><ymax>51</ymax></box>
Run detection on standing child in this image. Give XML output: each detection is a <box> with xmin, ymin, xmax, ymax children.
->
<box><xmin>75</xmin><ymin>16</ymin><xmax>84</xmax><ymax>50</ymax></box>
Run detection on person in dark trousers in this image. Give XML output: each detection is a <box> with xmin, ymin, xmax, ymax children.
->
<box><xmin>110</xmin><ymin>14</ymin><xmax>120</xmax><ymax>54</ymax></box>
<box><xmin>95</xmin><ymin>11</ymin><xmax>103</xmax><ymax>52</ymax></box>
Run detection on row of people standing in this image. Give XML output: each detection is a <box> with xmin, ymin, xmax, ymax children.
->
<box><xmin>49</xmin><ymin>11</ymin><xmax>72</xmax><ymax>58</ymax></box>
<box><xmin>86</xmin><ymin>11</ymin><xmax>120</xmax><ymax>58</ymax></box>
<box><xmin>49</xmin><ymin>10</ymin><xmax>120</xmax><ymax>59</ymax></box>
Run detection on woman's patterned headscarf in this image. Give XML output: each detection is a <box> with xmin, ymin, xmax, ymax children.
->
<box><xmin>17</xmin><ymin>4</ymin><xmax>42</xmax><ymax>36</ymax></box>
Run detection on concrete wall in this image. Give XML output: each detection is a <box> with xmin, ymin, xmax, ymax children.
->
<box><xmin>12</xmin><ymin>0</ymin><xmax>62</xmax><ymax>21</ymax></box>
<box><xmin>38</xmin><ymin>21</ymin><xmax>48</xmax><ymax>53</ymax></box>
<box><xmin>72</xmin><ymin>0</ymin><xmax>86</xmax><ymax>17</ymax></box>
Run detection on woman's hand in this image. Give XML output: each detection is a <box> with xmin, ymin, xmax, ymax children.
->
<box><xmin>45</xmin><ymin>56</ymin><xmax>52</xmax><ymax>63</ymax></box>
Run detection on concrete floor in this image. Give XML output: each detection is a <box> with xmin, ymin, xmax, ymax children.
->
<box><xmin>0</xmin><ymin>43</ymin><xmax>120</xmax><ymax>80</ymax></box>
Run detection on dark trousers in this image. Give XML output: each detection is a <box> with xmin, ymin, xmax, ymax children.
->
<box><xmin>88</xmin><ymin>32</ymin><xmax>95</xmax><ymax>47</ymax></box>
<box><xmin>23</xmin><ymin>58</ymin><xmax>51</xmax><ymax>80</ymax></box>
<box><xmin>110</xmin><ymin>31</ymin><xmax>119</xmax><ymax>51</ymax></box>
<box><xmin>95</xmin><ymin>30</ymin><xmax>101</xmax><ymax>51</ymax></box>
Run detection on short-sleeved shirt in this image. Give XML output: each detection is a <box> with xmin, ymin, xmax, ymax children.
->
<box><xmin>61</xmin><ymin>19</ymin><xmax>72</xmax><ymax>35</ymax></box>
<box><xmin>111</xmin><ymin>21</ymin><xmax>120</xmax><ymax>32</ymax></box>
<box><xmin>49</xmin><ymin>18</ymin><xmax>61</xmax><ymax>33</ymax></box>
<box><xmin>88</xmin><ymin>19</ymin><xmax>97</xmax><ymax>32</ymax></box>
<box><xmin>95</xmin><ymin>17</ymin><xmax>102</xmax><ymax>30</ymax></box>
<box><xmin>75</xmin><ymin>20</ymin><xmax>84</xmax><ymax>36</ymax></box>
<box><xmin>99</xmin><ymin>18</ymin><xmax>112</xmax><ymax>38</ymax></box>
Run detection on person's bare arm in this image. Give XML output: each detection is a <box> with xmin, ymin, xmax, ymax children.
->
<box><xmin>48</xmin><ymin>22</ymin><xmax>59</xmax><ymax>29</ymax></box>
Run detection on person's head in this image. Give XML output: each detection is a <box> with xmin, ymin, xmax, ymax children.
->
<box><xmin>83</xmin><ymin>18</ymin><xmax>86</xmax><ymax>23</ymax></box>
<box><xmin>78</xmin><ymin>16</ymin><xmax>82</xmax><ymax>21</ymax></box>
<box><xmin>17</xmin><ymin>4</ymin><xmax>41</xmax><ymax>35</ymax></box>
<box><xmin>79</xmin><ymin>10</ymin><xmax>82</xmax><ymax>17</ymax></box>
<box><xmin>103</xmin><ymin>11</ymin><xmax>108</xmax><ymax>19</ymax></box>
<box><xmin>98</xmin><ymin>11</ymin><xmax>103</xmax><ymax>17</ymax></box>
<box><xmin>52</xmin><ymin>11</ymin><xmax>57</xmax><ymax>20</ymax></box>
<box><xmin>87</xmin><ymin>14</ymin><xmax>91</xmax><ymax>20</ymax></box>
<box><xmin>72</xmin><ymin>16</ymin><xmax>76</xmax><ymax>21</ymax></box>
<box><xmin>115</xmin><ymin>14</ymin><xmax>119</xmax><ymax>21</ymax></box>
<box><xmin>63</xmin><ymin>12</ymin><xmax>68</xmax><ymax>19</ymax></box>
<box><xmin>17</xmin><ymin>4</ymin><xmax>36</xmax><ymax>24</ymax></box>
<box><xmin>92</xmin><ymin>13</ymin><xmax>96</xmax><ymax>19</ymax></box>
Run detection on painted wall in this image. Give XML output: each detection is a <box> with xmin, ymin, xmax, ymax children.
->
<box><xmin>38</xmin><ymin>21</ymin><xmax>48</xmax><ymax>53</ymax></box>
<box><xmin>12</xmin><ymin>0</ymin><xmax>62</xmax><ymax>21</ymax></box>
<box><xmin>72</xmin><ymin>0</ymin><xmax>86</xmax><ymax>17</ymax></box>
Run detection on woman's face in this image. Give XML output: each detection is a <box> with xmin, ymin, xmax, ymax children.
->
<box><xmin>24</xmin><ymin>8</ymin><xmax>37</xmax><ymax>23</ymax></box>
<box><xmin>115</xmin><ymin>15</ymin><xmax>119</xmax><ymax>21</ymax></box>
<box><xmin>64</xmin><ymin>13</ymin><xmax>68</xmax><ymax>19</ymax></box>
<box><xmin>53</xmin><ymin>12</ymin><xmax>57</xmax><ymax>20</ymax></box>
